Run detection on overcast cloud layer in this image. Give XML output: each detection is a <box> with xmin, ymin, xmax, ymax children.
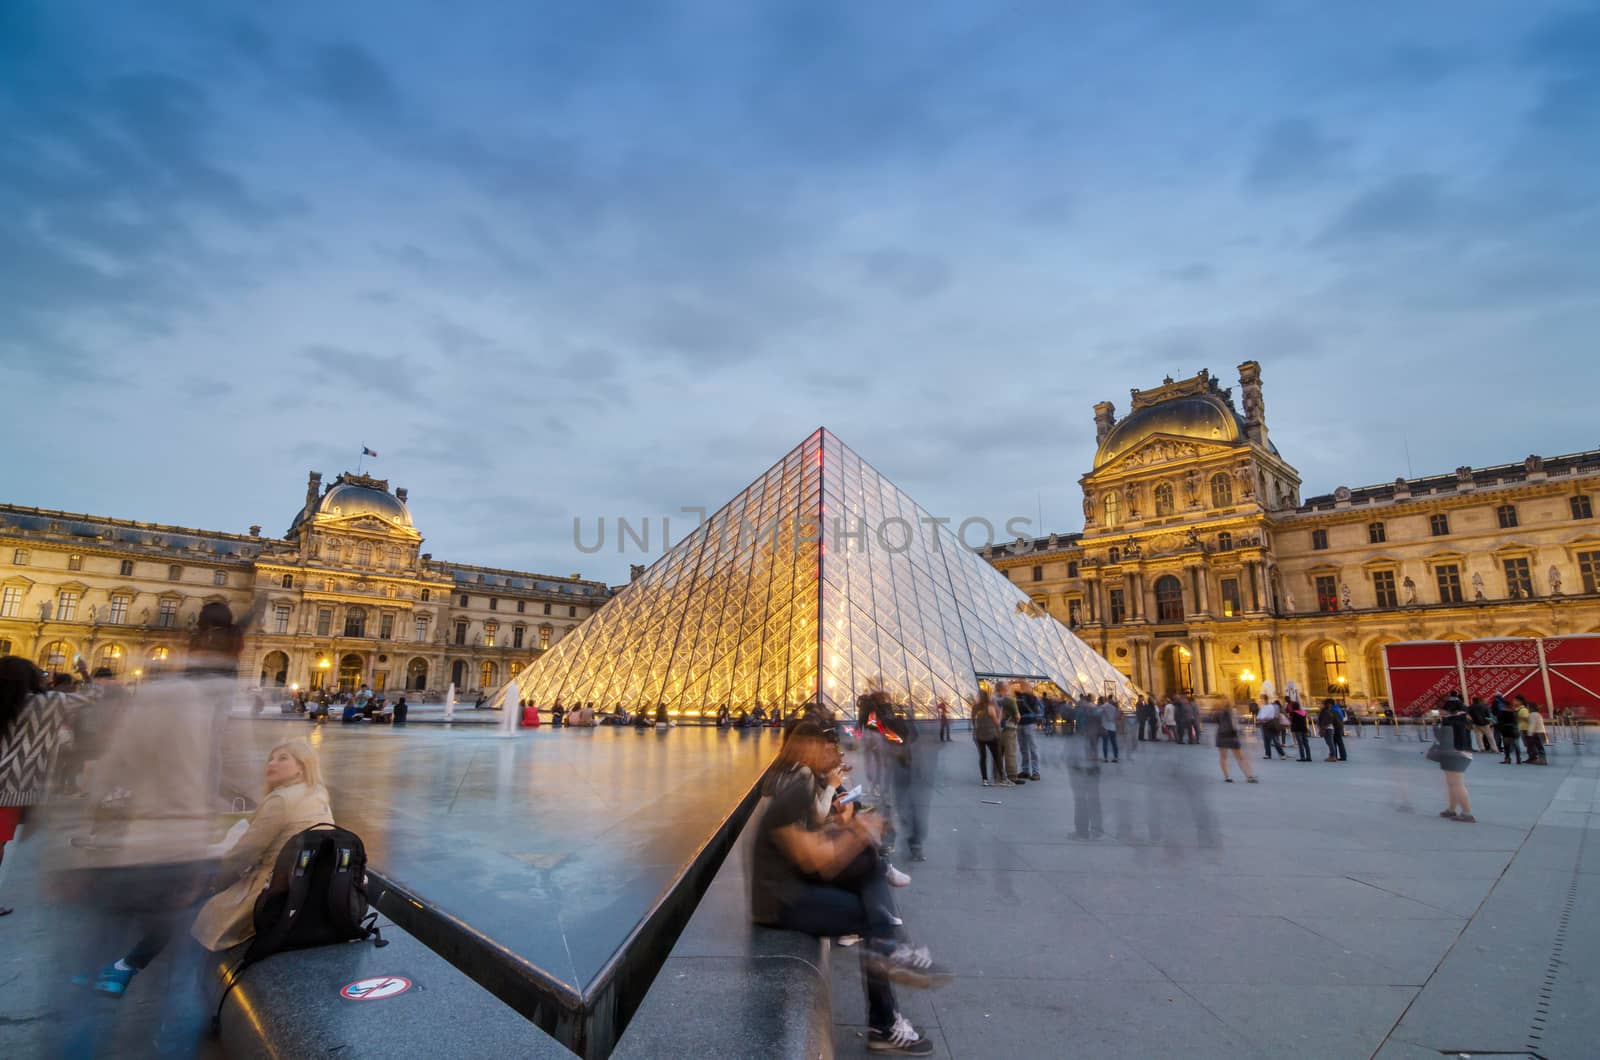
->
<box><xmin>3</xmin><ymin>0</ymin><xmax>1597</xmax><ymax>584</ymax></box>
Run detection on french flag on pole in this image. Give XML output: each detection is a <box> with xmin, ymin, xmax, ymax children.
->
<box><xmin>362</xmin><ymin>446</ymin><xmax>379</xmax><ymax>458</ymax></box>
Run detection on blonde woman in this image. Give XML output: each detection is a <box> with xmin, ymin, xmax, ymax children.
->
<box><xmin>191</xmin><ymin>739</ymin><xmax>333</xmax><ymax>952</ymax></box>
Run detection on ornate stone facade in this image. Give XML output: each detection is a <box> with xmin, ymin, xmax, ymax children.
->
<box><xmin>0</xmin><ymin>471</ymin><xmax>610</xmax><ymax>698</ymax></box>
<box><xmin>986</xmin><ymin>362</ymin><xmax>1600</xmax><ymax>709</ymax></box>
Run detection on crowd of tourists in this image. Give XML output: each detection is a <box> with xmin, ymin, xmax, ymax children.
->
<box><xmin>1</xmin><ymin>603</ymin><xmax>378</xmax><ymax>1054</ymax></box>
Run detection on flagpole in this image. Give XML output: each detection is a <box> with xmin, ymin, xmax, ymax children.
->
<box><xmin>358</xmin><ymin>447</ymin><xmax>365</xmax><ymax>475</ymax></box>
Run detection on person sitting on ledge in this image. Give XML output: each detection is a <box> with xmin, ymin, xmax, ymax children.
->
<box><xmin>550</xmin><ymin>702</ymin><xmax>565</xmax><ymax>727</ymax></box>
<box><xmin>392</xmin><ymin>696</ymin><xmax>408</xmax><ymax>726</ymax></box>
<box><xmin>631</xmin><ymin>706</ymin><xmax>650</xmax><ymax>728</ymax></box>
<box><xmin>716</xmin><ymin>704</ymin><xmax>731</xmax><ymax>728</ymax></box>
<box><xmin>751</xmin><ymin>721</ymin><xmax>948</xmax><ymax>1056</ymax></box>
<box><xmin>733</xmin><ymin>708</ymin><xmax>749</xmax><ymax>729</ymax></box>
<box><xmin>654</xmin><ymin>702</ymin><xmax>670</xmax><ymax>729</ymax></box>
<box><xmin>751</xmin><ymin>703</ymin><xmax>768</xmax><ymax>725</ymax></box>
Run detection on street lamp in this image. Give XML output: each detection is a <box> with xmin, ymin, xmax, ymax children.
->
<box><xmin>1240</xmin><ymin>668</ymin><xmax>1256</xmax><ymax>704</ymax></box>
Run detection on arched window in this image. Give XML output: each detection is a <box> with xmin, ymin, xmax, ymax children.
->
<box><xmin>356</xmin><ymin>542</ymin><xmax>373</xmax><ymax>566</ymax></box>
<box><xmin>96</xmin><ymin>643</ymin><xmax>126</xmax><ymax>676</ymax></box>
<box><xmin>1153</xmin><ymin>482</ymin><xmax>1175</xmax><ymax>517</ymax></box>
<box><xmin>260</xmin><ymin>651</ymin><xmax>290</xmax><ymax>687</ymax></box>
<box><xmin>344</xmin><ymin>607</ymin><xmax>367</xmax><ymax>637</ymax></box>
<box><xmin>1211</xmin><ymin>472</ymin><xmax>1233</xmax><ymax>508</ymax></box>
<box><xmin>1103</xmin><ymin>492</ymin><xmax>1120</xmax><ymax>528</ymax></box>
<box><xmin>1217</xmin><ymin>531</ymin><xmax>1232</xmax><ymax>551</ymax></box>
<box><xmin>1320</xmin><ymin>643</ymin><xmax>1349</xmax><ymax>698</ymax></box>
<box><xmin>38</xmin><ymin>640</ymin><xmax>71</xmax><ymax>671</ymax></box>
<box><xmin>1154</xmin><ymin>575</ymin><xmax>1184</xmax><ymax>623</ymax></box>
<box><xmin>407</xmin><ymin>658</ymin><xmax>429</xmax><ymax>690</ymax></box>
<box><xmin>479</xmin><ymin>660</ymin><xmax>497</xmax><ymax>690</ymax></box>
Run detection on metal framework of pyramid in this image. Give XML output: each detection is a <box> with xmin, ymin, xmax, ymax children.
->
<box><xmin>512</xmin><ymin>428</ymin><xmax>1135</xmax><ymax>717</ymax></box>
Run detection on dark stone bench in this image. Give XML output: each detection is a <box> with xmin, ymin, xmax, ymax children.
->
<box><xmin>206</xmin><ymin>918</ymin><xmax>572</xmax><ymax>1059</ymax></box>
<box><xmin>611</xmin><ymin>796</ymin><xmax>833</xmax><ymax>1060</ymax></box>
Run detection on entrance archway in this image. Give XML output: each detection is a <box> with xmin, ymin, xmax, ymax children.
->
<box><xmin>1157</xmin><ymin>643</ymin><xmax>1194</xmax><ymax>698</ymax></box>
<box><xmin>450</xmin><ymin>659</ymin><xmax>467</xmax><ymax>689</ymax></box>
<box><xmin>260</xmin><ymin>651</ymin><xmax>290</xmax><ymax>687</ymax></box>
<box><xmin>407</xmin><ymin>657</ymin><xmax>429</xmax><ymax>691</ymax></box>
<box><xmin>1303</xmin><ymin>640</ymin><xmax>1349</xmax><ymax>700</ymax></box>
<box><xmin>338</xmin><ymin>653</ymin><xmax>364</xmax><ymax>692</ymax></box>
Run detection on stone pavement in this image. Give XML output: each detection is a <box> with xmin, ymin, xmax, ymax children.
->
<box><xmin>832</xmin><ymin>728</ymin><xmax>1598</xmax><ymax>1059</ymax></box>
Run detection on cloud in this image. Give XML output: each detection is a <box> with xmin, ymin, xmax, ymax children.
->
<box><xmin>1246</xmin><ymin>116</ymin><xmax>1349</xmax><ymax>191</ymax></box>
<box><xmin>302</xmin><ymin>344</ymin><xmax>425</xmax><ymax>401</ymax></box>
<box><xmin>1317</xmin><ymin>173</ymin><xmax>1450</xmax><ymax>244</ymax></box>
<box><xmin>856</xmin><ymin>250</ymin><xmax>951</xmax><ymax>299</ymax></box>
<box><xmin>307</xmin><ymin>42</ymin><xmax>401</xmax><ymax>115</ymax></box>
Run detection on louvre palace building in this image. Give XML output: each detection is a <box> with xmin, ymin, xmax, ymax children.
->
<box><xmin>984</xmin><ymin>362</ymin><xmax>1600</xmax><ymax>709</ymax></box>
<box><xmin>0</xmin><ymin>471</ymin><xmax>609</xmax><ymax>697</ymax></box>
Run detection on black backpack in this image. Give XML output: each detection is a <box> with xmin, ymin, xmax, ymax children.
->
<box><xmin>216</xmin><ymin>825</ymin><xmax>385</xmax><ymax>1018</ymax></box>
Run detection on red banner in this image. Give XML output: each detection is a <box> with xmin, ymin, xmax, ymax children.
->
<box><xmin>1542</xmin><ymin>635</ymin><xmax>1600</xmax><ymax>719</ymax></box>
<box><xmin>1385</xmin><ymin>635</ymin><xmax>1600</xmax><ymax>719</ymax></box>
<box><xmin>1460</xmin><ymin>639</ymin><xmax>1543</xmax><ymax>703</ymax></box>
<box><xmin>1384</xmin><ymin>642</ymin><xmax>1462</xmax><ymax>717</ymax></box>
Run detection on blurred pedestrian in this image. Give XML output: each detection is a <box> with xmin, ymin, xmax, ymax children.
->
<box><xmin>1433</xmin><ymin>698</ymin><xmax>1475</xmax><ymax>822</ymax></box>
<box><xmin>936</xmin><ymin>700</ymin><xmax>951</xmax><ymax>743</ymax></box>
<box><xmin>997</xmin><ymin>686</ymin><xmax>1025</xmax><ymax>784</ymax></box>
<box><xmin>1318</xmin><ymin>700</ymin><xmax>1347</xmax><ymax>761</ymax></box>
<box><xmin>1257</xmin><ymin>698</ymin><xmax>1287</xmax><ymax>759</ymax></box>
<box><xmin>971</xmin><ymin>694</ymin><xmax>1002</xmax><ymax>787</ymax></box>
<box><xmin>1495</xmin><ymin>695</ymin><xmax>1522</xmax><ymax>763</ymax></box>
<box><xmin>1215</xmin><ymin>705</ymin><xmax>1257</xmax><ymax>783</ymax></box>
<box><xmin>1099</xmin><ymin>698</ymin><xmax>1120</xmax><ymax>763</ymax></box>
<box><xmin>1161</xmin><ymin>699</ymin><xmax>1176</xmax><ymax>742</ymax></box>
<box><xmin>1467</xmin><ymin>696</ymin><xmax>1495</xmax><ymax>753</ymax></box>
<box><xmin>1016</xmin><ymin>687</ymin><xmax>1042</xmax><ymax>780</ymax></box>
<box><xmin>1287</xmin><ymin>699</ymin><xmax>1312</xmax><ymax>762</ymax></box>
<box><xmin>1524</xmin><ymin>702</ymin><xmax>1548</xmax><ymax>765</ymax></box>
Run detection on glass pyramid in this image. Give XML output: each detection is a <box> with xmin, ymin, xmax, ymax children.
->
<box><xmin>513</xmin><ymin>428</ymin><xmax>1136</xmax><ymax>717</ymax></box>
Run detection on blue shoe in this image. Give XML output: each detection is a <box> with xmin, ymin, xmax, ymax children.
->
<box><xmin>92</xmin><ymin>962</ymin><xmax>136</xmax><ymax>997</ymax></box>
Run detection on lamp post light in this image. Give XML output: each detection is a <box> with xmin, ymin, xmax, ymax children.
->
<box><xmin>1240</xmin><ymin>668</ymin><xmax>1256</xmax><ymax>705</ymax></box>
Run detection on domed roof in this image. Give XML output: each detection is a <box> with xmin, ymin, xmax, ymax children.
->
<box><xmin>318</xmin><ymin>482</ymin><xmax>412</xmax><ymax>526</ymax></box>
<box><xmin>1094</xmin><ymin>394</ymin><xmax>1245</xmax><ymax>469</ymax></box>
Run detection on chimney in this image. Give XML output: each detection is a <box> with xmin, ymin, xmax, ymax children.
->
<box><xmin>395</xmin><ymin>487</ymin><xmax>408</xmax><ymax>503</ymax></box>
<box><xmin>304</xmin><ymin>471</ymin><xmax>323</xmax><ymax>518</ymax></box>
<box><xmin>249</xmin><ymin>525</ymin><xmax>262</xmax><ymax>537</ymax></box>
<box><xmin>1093</xmin><ymin>401</ymin><xmax>1117</xmax><ymax>445</ymax></box>
<box><xmin>1238</xmin><ymin>361</ymin><xmax>1267</xmax><ymax>446</ymax></box>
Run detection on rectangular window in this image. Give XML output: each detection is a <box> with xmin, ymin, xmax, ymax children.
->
<box><xmin>1368</xmin><ymin>522</ymin><xmax>1386</xmax><ymax>544</ymax></box>
<box><xmin>1311</xmin><ymin>529</ymin><xmax>1329</xmax><ymax>551</ymax></box>
<box><xmin>119</xmin><ymin>559</ymin><xmax>134</xmax><ymax>576</ymax></box>
<box><xmin>109</xmin><ymin>595</ymin><xmax>130</xmax><ymax>624</ymax></box>
<box><xmin>12</xmin><ymin>549</ymin><xmax>27</xmax><ymax>565</ymax></box>
<box><xmin>68</xmin><ymin>554</ymin><xmax>83</xmax><ymax>571</ymax></box>
<box><xmin>516</xmin><ymin>600</ymin><xmax>525</xmax><ymax>613</ymax></box>
<box><xmin>459</xmin><ymin>594</ymin><xmax>469</xmax><ymax>607</ymax></box>
<box><xmin>454</xmin><ymin>621</ymin><xmax>467</xmax><ymax>646</ymax></box>
<box><xmin>1373</xmin><ymin>570</ymin><xmax>1398</xmax><ymax>609</ymax></box>
<box><xmin>539</xmin><ymin>627</ymin><xmax>552</xmax><ymax>649</ymax></box>
<box><xmin>568</xmin><ymin>605</ymin><xmax>577</xmax><ymax>618</ymax></box>
<box><xmin>1503</xmin><ymin>557</ymin><xmax>1534</xmax><ymax>599</ymax></box>
<box><xmin>1067</xmin><ymin>599</ymin><xmax>1083</xmax><ymax>627</ymax></box>
<box><xmin>379</xmin><ymin>613</ymin><xmax>395</xmax><ymax>640</ymax></box>
<box><xmin>1496</xmin><ymin>504</ymin><xmax>1518</xmax><ymax>529</ymax></box>
<box><xmin>1579</xmin><ymin>552</ymin><xmax>1600</xmax><ymax>594</ymax></box>
<box><xmin>414</xmin><ymin>617</ymin><xmax>429</xmax><ymax>642</ymax></box>
<box><xmin>316</xmin><ymin>608</ymin><xmax>332</xmax><ymax>636</ymax></box>
<box><xmin>1573</xmin><ymin>495</ymin><xmax>1594</xmax><ymax>520</ymax></box>
<box><xmin>420</xmin><ymin>588</ymin><xmax>430</xmax><ymax>602</ymax></box>
<box><xmin>1429</xmin><ymin>514</ymin><xmax>1450</xmax><ymax>536</ymax></box>
<box><xmin>274</xmin><ymin>604</ymin><xmax>291</xmax><ymax>634</ymax></box>
<box><xmin>168</xmin><ymin>564</ymin><xmax>182</xmax><ymax>581</ymax></box>
<box><xmin>213</xmin><ymin>570</ymin><xmax>227</xmax><ymax>586</ymax></box>
<box><xmin>0</xmin><ymin>638</ymin><xmax>9</xmax><ymax>655</ymax></box>
<box><xmin>55</xmin><ymin>590</ymin><xmax>79</xmax><ymax>621</ymax></box>
<box><xmin>1067</xmin><ymin>561</ymin><xmax>1079</xmax><ymax>578</ymax></box>
<box><xmin>1435</xmin><ymin>564</ymin><xmax>1463</xmax><ymax>604</ymax></box>
<box><xmin>158</xmin><ymin>599</ymin><xmax>179</xmax><ymax>627</ymax></box>
<box><xmin>1</xmin><ymin>586</ymin><xmax>22</xmax><ymax>618</ymax></box>
<box><xmin>543</xmin><ymin>602</ymin><xmax>552</xmax><ymax>616</ymax></box>
<box><xmin>1219</xmin><ymin>577</ymin><xmax>1241</xmax><ymax>617</ymax></box>
<box><xmin>513</xmin><ymin>626</ymin><xmax>525</xmax><ymax>648</ymax></box>
<box><xmin>1031</xmin><ymin>565</ymin><xmax>1043</xmax><ymax>582</ymax></box>
<box><xmin>344</xmin><ymin>611</ymin><xmax>366</xmax><ymax>637</ymax></box>
<box><xmin>1314</xmin><ymin>575</ymin><xmax>1338</xmax><ymax>612</ymax></box>
<box><xmin>489</xmin><ymin>598</ymin><xmax>498</xmax><ymax>611</ymax></box>
<box><xmin>1107</xmin><ymin>588</ymin><xmax>1126</xmax><ymax>625</ymax></box>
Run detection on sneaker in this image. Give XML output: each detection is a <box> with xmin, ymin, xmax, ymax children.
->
<box><xmin>995</xmin><ymin>779</ymin><xmax>1015</xmax><ymax>787</ymax></box>
<box><xmin>838</xmin><ymin>934</ymin><xmax>862</xmax><ymax>947</ymax></box>
<box><xmin>1438</xmin><ymin>810</ymin><xmax>1458</xmax><ymax>818</ymax></box>
<box><xmin>981</xmin><ymin>779</ymin><xmax>991</xmax><ymax>787</ymax></box>
<box><xmin>92</xmin><ymin>962</ymin><xmax>137</xmax><ymax>998</ymax></box>
<box><xmin>868</xmin><ymin>1012</ymin><xmax>935</xmax><ymax>1055</ymax></box>
<box><xmin>888</xmin><ymin>914</ymin><xmax>904</xmax><ymax>926</ymax></box>
<box><xmin>909</xmin><ymin>846</ymin><xmax>926</xmax><ymax>863</ymax></box>
<box><xmin>864</xmin><ymin>943</ymin><xmax>953</xmax><ymax>990</ymax></box>
<box><xmin>1451</xmin><ymin>814</ymin><xmax>1477</xmax><ymax>823</ymax></box>
<box><xmin>1223</xmin><ymin>777</ymin><xmax>1234</xmax><ymax>783</ymax></box>
<box><xmin>885</xmin><ymin>863</ymin><xmax>912</xmax><ymax>888</ymax></box>
<box><xmin>1009</xmin><ymin>776</ymin><xmax>1027</xmax><ymax>785</ymax></box>
<box><xmin>1029</xmin><ymin>772</ymin><xmax>1041</xmax><ymax>781</ymax></box>
<box><xmin>1246</xmin><ymin>777</ymin><xmax>1259</xmax><ymax>783</ymax></box>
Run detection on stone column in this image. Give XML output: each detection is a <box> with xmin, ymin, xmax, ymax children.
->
<box><xmin>1128</xmin><ymin>571</ymin><xmax>1142</xmax><ymax>622</ymax></box>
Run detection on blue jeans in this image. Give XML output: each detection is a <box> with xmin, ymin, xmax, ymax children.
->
<box><xmin>1099</xmin><ymin>731</ymin><xmax>1119</xmax><ymax>761</ymax></box>
<box><xmin>771</xmin><ymin>872</ymin><xmax>899</xmax><ymax>1032</ymax></box>
<box><xmin>1017</xmin><ymin>725</ymin><xmax>1040</xmax><ymax>774</ymax></box>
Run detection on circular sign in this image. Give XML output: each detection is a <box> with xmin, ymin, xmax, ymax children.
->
<box><xmin>340</xmin><ymin>976</ymin><xmax>413</xmax><ymax>1001</ymax></box>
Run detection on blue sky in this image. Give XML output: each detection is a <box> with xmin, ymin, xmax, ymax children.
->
<box><xmin>3</xmin><ymin>0</ymin><xmax>1597</xmax><ymax>584</ymax></box>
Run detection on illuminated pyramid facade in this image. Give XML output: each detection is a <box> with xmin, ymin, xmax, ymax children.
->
<box><xmin>512</xmin><ymin>429</ymin><xmax>1135</xmax><ymax>716</ymax></box>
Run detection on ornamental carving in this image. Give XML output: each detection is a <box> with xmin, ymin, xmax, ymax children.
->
<box><xmin>1120</xmin><ymin>439</ymin><xmax>1201</xmax><ymax>468</ymax></box>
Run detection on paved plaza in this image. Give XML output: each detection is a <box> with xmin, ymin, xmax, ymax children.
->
<box><xmin>831</xmin><ymin>727</ymin><xmax>1599</xmax><ymax>1059</ymax></box>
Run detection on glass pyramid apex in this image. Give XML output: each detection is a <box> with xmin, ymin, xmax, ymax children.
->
<box><xmin>513</xmin><ymin>428</ymin><xmax>1136</xmax><ymax>716</ymax></box>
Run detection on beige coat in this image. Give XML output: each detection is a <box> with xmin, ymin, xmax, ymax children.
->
<box><xmin>190</xmin><ymin>781</ymin><xmax>334</xmax><ymax>951</ymax></box>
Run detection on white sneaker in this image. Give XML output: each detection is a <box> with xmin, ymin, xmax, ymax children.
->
<box><xmin>889</xmin><ymin>914</ymin><xmax>904</xmax><ymax>926</ymax></box>
<box><xmin>837</xmin><ymin>934</ymin><xmax>861</xmax><ymax>947</ymax></box>
<box><xmin>885</xmin><ymin>863</ymin><xmax>911</xmax><ymax>887</ymax></box>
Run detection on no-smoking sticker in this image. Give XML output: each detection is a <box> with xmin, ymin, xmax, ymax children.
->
<box><xmin>340</xmin><ymin>976</ymin><xmax>413</xmax><ymax>1001</ymax></box>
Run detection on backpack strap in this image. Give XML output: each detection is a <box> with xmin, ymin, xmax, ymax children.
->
<box><xmin>213</xmin><ymin>833</ymin><xmax>330</xmax><ymax>1029</ymax></box>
